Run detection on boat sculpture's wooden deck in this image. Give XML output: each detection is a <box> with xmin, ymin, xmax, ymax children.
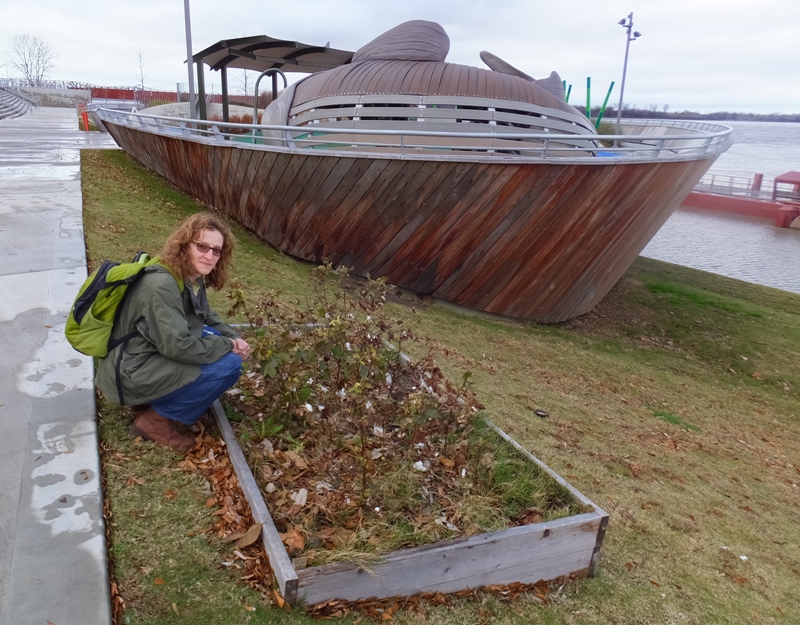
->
<box><xmin>102</xmin><ymin>120</ymin><xmax>716</xmax><ymax>322</ymax></box>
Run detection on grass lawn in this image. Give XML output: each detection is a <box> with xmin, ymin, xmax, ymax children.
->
<box><xmin>82</xmin><ymin>149</ymin><xmax>800</xmax><ymax>625</ymax></box>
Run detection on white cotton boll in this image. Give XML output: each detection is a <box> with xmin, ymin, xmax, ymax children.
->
<box><xmin>320</xmin><ymin>385</ymin><xmax>329</xmax><ymax>392</ymax></box>
<box><xmin>305</xmin><ymin>403</ymin><xmax>313</xmax><ymax>412</ymax></box>
<box><xmin>367</xmin><ymin>315</ymin><xmax>371</xmax><ymax>321</ymax></box>
<box><xmin>366</xmin><ymin>400</ymin><xmax>372</xmax><ymax>410</ymax></box>
<box><xmin>461</xmin><ymin>468</ymin><xmax>467</xmax><ymax>478</ymax></box>
<box><xmin>345</xmin><ymin>342</ymin><xmax>351</xmax><ymax>351</ymax></box>
<box><xmin>740</xmin><ymin>555</ymin><xmax>748</xmax><ymax>562</ymax></box>
<box><xmin>435</xmin><ymin>516</ymin><xmax>459</xmax><ymax>532</ymax></box>
<box><xmin>415</xmin><ymin>442</ymin><xmax>425</xmax><ymax>449</ymax></box>
<box><xmin>413</xmin><ymin>461</ymin><xmax>426</xmax><ymax>471</ymax></box>
<box><xmin>373</xmin><ymin>426</ymin><xmax>384</xmax><ymax>435</ymax></box>
<box><xmin>336</xmin><ymin>388</ymin><xmax>346</xmax><ymax>399</ymax></box>
<box><xmin>307</xmin><ymin>377</ymin><xmax>314</xmax><ymax>384</ymax></box>
<box><xmin>290</xmin><ymin>489</ymin><xmax>308</xmax><ymax>506</ymax></box>
<box><xmin>385</xmin><ymin>373</ymin><xmax>392</xmax><ymax>385</ymax></box>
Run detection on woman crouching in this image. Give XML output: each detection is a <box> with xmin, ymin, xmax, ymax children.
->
<box><xmin>95</xmin><ymin>212</ymin><xmax>251</xmax><ymax>451</ymax></box>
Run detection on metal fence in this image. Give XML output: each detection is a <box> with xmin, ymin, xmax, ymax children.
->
<box><xmin>694</xmin><ymin>173</ymin><xmax>776</xmax><ymax>201</ymax></box>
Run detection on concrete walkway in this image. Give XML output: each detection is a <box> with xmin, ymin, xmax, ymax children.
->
<box><xmin>0</xmin><ymin>107</ymin><xmax>117</xmax><ymax>625</ymax></box>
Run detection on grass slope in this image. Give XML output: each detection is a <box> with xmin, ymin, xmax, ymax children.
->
<box><xmin>82</xmin><ymin>149</ymin><xmax>800</xmax><ymax>625</ymax></box>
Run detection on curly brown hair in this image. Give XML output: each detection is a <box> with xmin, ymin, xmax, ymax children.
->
<box><xmin>159</xmin><ymin>212</ymin><xmax>234</xmax><ymax>289</ymax></box>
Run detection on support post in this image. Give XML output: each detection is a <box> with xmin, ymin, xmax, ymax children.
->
<box><xmin>197</xmin><ymin>60</ymin><xmax>206</xmax><ymax>121</ymax></box>
<box><xmin>221</xmin><ymin>66</ymin><xmax>229</xmax><ymax>124</ymax></box>
<box><xmin>585</xmin><ymin>76</ymin><xmax>591</xmax><ymax>119</ymax></box>
<box><xmin>595</xmin><ymin>81</ymin><xmax>615</xmax><ymax>129</ymax></box>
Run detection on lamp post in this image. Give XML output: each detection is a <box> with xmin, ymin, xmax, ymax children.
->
<box><xmin>615</xmin><ymin>12</ymin><xmax>641</xmax><ymax>134</ymax></box>
<box><xmin>183</xmin><ymin>0</ymin><xmax>197</xmax><ymax>119</ymax></box>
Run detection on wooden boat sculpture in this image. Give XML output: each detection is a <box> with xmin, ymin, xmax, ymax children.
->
<box><xmin>98</xmin><ymin>20</ymin><xmax>731</xmax><ymax>322</ymax></box>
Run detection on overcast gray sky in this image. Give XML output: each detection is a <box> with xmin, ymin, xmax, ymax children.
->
<box><xmin>2</xmin><ymin>0</ymin><xmax>798</xmax><ymax>114</ymax></box>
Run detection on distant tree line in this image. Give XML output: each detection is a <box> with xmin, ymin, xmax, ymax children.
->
<box><xmin>584</xmin><ymin>105</ymin><xmax>800</xmax><ymax>123</ymax></box>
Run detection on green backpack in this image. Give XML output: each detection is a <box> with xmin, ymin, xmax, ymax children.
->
<box><xmin>66</xmin><ymin>252</ymin><xmax>161</xmax><ymax>358</ymax></box>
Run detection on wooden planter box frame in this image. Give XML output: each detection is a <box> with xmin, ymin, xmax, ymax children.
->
<box><xmin>211</xmin><ymin>400</ymin><xmax>608</xmax><ymax>606</ymax></box>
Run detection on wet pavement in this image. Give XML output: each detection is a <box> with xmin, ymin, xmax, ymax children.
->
<box><xmin>0</xmin><ymin>107</ymin><xmax>117</xmax><ymax>625</ymax></box>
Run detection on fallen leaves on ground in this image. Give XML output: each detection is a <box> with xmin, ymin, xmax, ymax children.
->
<box><xmin>188</xmin><ymin>430</ymin><xmax>581</xmax><ymax>619</ymax></box>
<box><xmin>184</xmin><ymin>433</ymin><xmax>277</xmax><ymax>601</ymax></box>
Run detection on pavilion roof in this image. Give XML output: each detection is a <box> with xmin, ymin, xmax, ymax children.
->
<box><xmin>192</xmin><ymin>35</ymin><xmax>354</xmax><ymax>74</ymax></box>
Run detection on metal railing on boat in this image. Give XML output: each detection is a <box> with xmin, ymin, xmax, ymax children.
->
<box><xmin>97</xmin><ymin>108</ymin><xmax>732</xmax><ymax>163</ymax></box>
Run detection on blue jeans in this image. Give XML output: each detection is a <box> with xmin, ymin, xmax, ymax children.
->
<box><xmin>150</xmin><ymin>327</ymin><xmax>242</xmax><ymax>425</ymax></box>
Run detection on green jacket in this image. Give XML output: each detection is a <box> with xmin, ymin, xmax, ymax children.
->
<box><xmin>95</xmin><ymin>264</ymin><xmax>238</xmax><ymax>405</ymax></box>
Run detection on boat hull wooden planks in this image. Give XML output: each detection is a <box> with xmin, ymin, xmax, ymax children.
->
<box><xmin>102</xmin><ymin>121</ymin><xmax>715</xmax><ymax>322</ymax></box>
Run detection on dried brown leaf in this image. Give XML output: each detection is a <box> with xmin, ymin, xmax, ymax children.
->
<box><xmin>234</xmin><ymin>523</ymin><xmax>263</xmax><ymax>549</ymax></box>
<box><xmin>284</xmin><ymin>450</ymin><xmax>308</xmax><ymax>470</ymax></box>
<box><xmin>280</xmin><ymin>528</ymin><xmax>305</xmax><ymax>556</ymax></box>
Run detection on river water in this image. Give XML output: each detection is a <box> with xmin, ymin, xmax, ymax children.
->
<box><xmin>640</xmin><ymin>121</ymin><xmax>800</xmax><ymax>295</ymax></box>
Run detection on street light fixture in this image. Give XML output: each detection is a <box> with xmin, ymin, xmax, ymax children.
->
<box><xmin>615</xmin><ymin>12</ymin><xmax>642</xmax><ymax>135</ymax></box>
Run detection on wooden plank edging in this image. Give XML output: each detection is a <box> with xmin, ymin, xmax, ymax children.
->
<box><xmin>211</xmin><ymin>399</ymin><xmax>607</xmax><ymax>606</ymax></box>
<box><xmin>210</xmin><ymin>400</ymin><xmax>299</xmax><ymax>603</ymax></box>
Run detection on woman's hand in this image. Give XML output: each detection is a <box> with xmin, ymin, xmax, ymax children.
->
<box><xmin>230</xmin><ymin>337</ymin><xmax>252</xmax><ymax>359</ymax></box>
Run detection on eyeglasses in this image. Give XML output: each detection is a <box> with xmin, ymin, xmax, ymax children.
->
<box><xmin>192</xmin><ymin>241</ymin><xmax>223</xmax><ymax>257</ymax></box>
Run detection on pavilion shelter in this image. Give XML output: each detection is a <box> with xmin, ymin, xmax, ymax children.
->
<box><xmin>191</xmin><ymin>35</ymin><xmax>354</xmax><ymax>122</ymax></box>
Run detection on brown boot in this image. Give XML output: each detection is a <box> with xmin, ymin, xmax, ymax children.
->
<box><xmin>129</xmin><ymin>408</ymin><xmax>195</xmax><ymax>452</ymax></box>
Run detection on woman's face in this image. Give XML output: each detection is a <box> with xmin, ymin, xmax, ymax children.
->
<box><xmin>188</xmin><ymin>228</ymin><xmax>224</xmax><ymax>280</ymax></box>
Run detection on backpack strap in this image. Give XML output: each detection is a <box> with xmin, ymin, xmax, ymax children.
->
<box><xmin>148</xmin><ymin>258</ymin><xmax>185</xmax><ymax>292</ymax></box>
